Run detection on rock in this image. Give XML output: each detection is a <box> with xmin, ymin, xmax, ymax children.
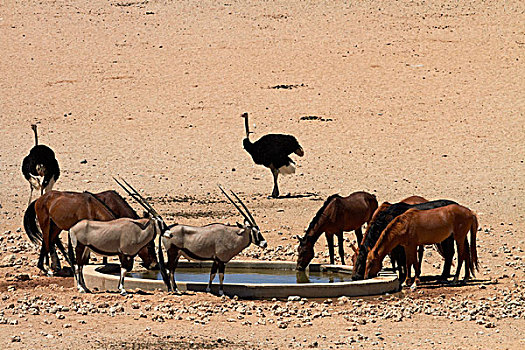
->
<box><xmin>11</xmin><ymin>335</ymin><xmax>21</xmax><ymax>342</ymax></box>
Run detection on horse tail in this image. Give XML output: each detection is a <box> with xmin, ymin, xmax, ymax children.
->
<box><xmin>157</xmin><ymin>231</ymin><xmax>170</xmax><ymax>290</ymax></box>
<box><xmin>469</xmin><ymin>213</ymin><xmax>479</xmax><ymax>274</ymax></box>
<box><xmin>23</xmin><ymin>200</ymin><xmax>43</xmax><ymax>246</ymax></box>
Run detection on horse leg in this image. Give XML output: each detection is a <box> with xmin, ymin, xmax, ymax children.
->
<box><xmin>417</xmin><ymin>245</ymin><xmax>424</xmax><ymax>276</ymax></box>
<box><xmin>207</xmin><ymin>261</ymin><xmax>219</xmax><ymax>293</ymax></box>
<box><xmin>462</xmin><ymin>237</ymin><xmax>471</xmax><ymax>282</ymax></box>
<box><xmin>37</xmin><ymin>244</ymin><xmax>50</xmax><ymax>275</ymax></box>
<box><xmin>452</xmin><ymin>235</ymin><xmax>466</xmax><ymax>285</ymax></box>
<box><xmin>326</xmin><ymin>234</ymin><xmax>335</xmax><ymax>265</ymax></box>
<box><xmin>354</xmin><ymin>227</ymin><xmax>363</xmax><ymax>248</ymax></box>
<box><xmin>47</xmin><ymin>221</ymin><xmax>62</xmax><ymax>273</ymax></box>
<box><xmin>404</xmin><ymin>246</ymin><xmax>418</xmax><ymax>287</ymax></box>
<box><xmin>336</xmin><ymin>232</ymin><xmax>345</xmax><ymax>265</ymax></box>
<box><xmin>271</xmin><ymin>167</ymin><xmax>280</xmax><ymax>198</ymax></box>
<box><xmin>37</xmin><ymin>212</ymin><xmax>52</xmax><ymax>275</ymax></box>
<box><xmin>218</xmin><ymin>261</ymin><xmax>226</xmax><ymax>296</ymax></box>
<box><xmin>440</xmin><ymin>235</ymin><xmax>455</xmax><ymax>280</ymax></box>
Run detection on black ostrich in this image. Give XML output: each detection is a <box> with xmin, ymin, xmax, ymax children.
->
<box><xmin>241</xmin><ymin>112</ymin><xmax>304</xmax><ymax>198</ymax></box>
<box><xmin>21</xmin><ymin>124</ymin><xmax>60</xmax><ymax>205</ymax></box>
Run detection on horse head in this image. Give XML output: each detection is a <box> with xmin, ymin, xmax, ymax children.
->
<box><xmin>364</xmin><ymin>250</ymin><xmax>382</xmax><ymax>279</ymax></box>
<box><xmin>295</xmin><ymin>235</ymin><xmax>314</xmax><ymax>271</ymax></box>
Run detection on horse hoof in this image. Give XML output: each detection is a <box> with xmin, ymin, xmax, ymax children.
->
<box><xmin>218</xmin><ymin>290</ymin><xmax>224</xmax><ymax>296</ymax></box>
<box><xmin>120</xmin><ymin>289</ymin><xmax>127</xmax><ymax>296</ymax></box>
<box><xmin>205</xmin><ymin>287</ymin><xmax>211</xmax><ymax>293</ymax></box>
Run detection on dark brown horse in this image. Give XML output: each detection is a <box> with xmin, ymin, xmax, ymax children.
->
<box><xmin>351</xmin><ymin>198</ymin><xmax>457</xmax><ymax>282</ymax></box>
<box><xmin>24</xmin><ymin>190</ymin><xmax>158</xmax><ymax>275</ymax></box>
<box><xmin>364</xmin><ymin>204</ymin><xmax>479</xmax><ymax>285</ymax></box>
<box><xmin>296</xmin><ymin>191</ymin><xmax>378</xmax><ymax>270</ymax></box>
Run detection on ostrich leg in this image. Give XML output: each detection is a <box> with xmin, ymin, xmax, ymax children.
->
<box><xmin>270</xmin><ymin>167</ymin><xmax>280</xmax><ymax>198</ymax></box>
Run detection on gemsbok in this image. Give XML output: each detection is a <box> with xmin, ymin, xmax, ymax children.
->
<box><xmin>68</xmin><ymin>178</ymin><xmax>172</xmax><ymax>295</ymax></box>
<box><xmin>159</xmin><ymin>186</ymin><xmax>267</xmax><ymax>295</ymax></box>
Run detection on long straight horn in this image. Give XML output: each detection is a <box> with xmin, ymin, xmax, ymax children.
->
<box><xmin>120</xmin><ymin>178</ymin><xmax>161</xmax><ymax>217</ymax></box>
<box><xmin>242</xmin><ymin>112</ymin><xmax>250</xmax><ymax>138</ymax></box>
<box><xmin>113</xmin><ymin>177</ymin><xmax>159</xmax><ymax>217</ymax></box>
<box><xmin>31</xmin><ymin>124</ymin><xmax>38</xmax><ymax>146</ymax></box>
<box><xmin>218</xmin><ymin>185</ymin><xmax>251</xmax><ymax>224</ymax></box>
<box><xmin>229</xmin><ymin>190</ymin><xmax>257</xmax><ymax>226</ymax></box>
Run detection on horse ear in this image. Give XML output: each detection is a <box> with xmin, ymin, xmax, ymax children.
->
<box><xmin>294</xmin><ymin>235</ymin><xmax>304</xmax><ymax>243</ymax></box>
<box><xmin>350</xmin><ymin>243</ymin><xmax>358</xmax><ymax>254</ymax></box>
<box><xmin>236</xmin><ymin>222</ymin><xmax>243</xmax><ymax>228</ymax></box>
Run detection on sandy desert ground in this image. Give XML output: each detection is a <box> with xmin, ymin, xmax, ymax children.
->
<box><xmin>0</xmin><ymin>0</ymin><xmax>524</xmax><ymax>349</ymax></box>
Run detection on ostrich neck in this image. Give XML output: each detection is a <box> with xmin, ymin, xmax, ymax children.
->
<box><xmin>33</xmin><ymin>127</ymin><xmax>38</xmax><ymax>145</ymax></box>
<box><xmin>244</xmin><ymin>116</ymin><xmax>250</xmax><ymax>138</ymax></box>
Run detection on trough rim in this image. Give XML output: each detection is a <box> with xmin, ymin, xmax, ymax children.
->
<box><xmin>82</xmin><ymin>260</ymin><xmax>399</xmax><ymax>299</ymax></box>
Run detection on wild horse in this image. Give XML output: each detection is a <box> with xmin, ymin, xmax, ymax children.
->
<box><xmin>296</xmin><ymin>191</ymin><xmax>378</xmax><ymax>270</ymax></box>
<box><xmin>23</xmin><ymin>190</ymin><xmax>158</xmax><ymax>275</ymax></box>
<box><xmin>351</xmin><ymin>198</ymin><xmax>457</xmax><ymax>282</ymax></box>
<box><xmin>364</xmin><ymin>204</ymin><xmax>479</xmax><ymax>286</ymax></box>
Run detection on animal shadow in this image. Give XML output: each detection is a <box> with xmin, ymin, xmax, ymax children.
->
<box><xmin>270</xmin><ymin>192</ymin><xmax>319</xmax><ymax>199</ymax></box>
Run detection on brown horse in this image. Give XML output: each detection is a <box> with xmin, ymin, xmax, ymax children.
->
<box><xmin>24</xmin><ymin>190</ymin><xmax>158</xmax><ymax>275</ymax></box>
<box><xmin>296</xmin><ymin>191</ymin><xmax>378</xmax><ymax>270</ymax></box>
<box><xmin>352</xmin><ymin>198</ymin><xmax>457</xmax><ymax>282</ymax></box>
<box><xmin>372</xmin><ymin>196</ymin><xmax>453</xmax><ymax>279</ymax></box>
<box><xmin>364</xmin><ymin>204</ymin><xmax>479</xmax><ymax>285</ymax></box>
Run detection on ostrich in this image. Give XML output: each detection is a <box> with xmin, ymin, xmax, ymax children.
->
<box><xmin>241</xmin><ymin>112</ymin><xmax>304</xmax><ymax>198</ymax></box>
<box><xmin>21</xmin><ymin>124</ymin><xmax>60</xmax><ymax>205</ymax></box>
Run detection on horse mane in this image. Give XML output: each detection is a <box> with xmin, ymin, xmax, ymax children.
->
<box><xmin>372</xmin><ymin>209</ymin><xmax>414</xmax><ymax>258</ymax></box>
<box><xmin>302</xmin><ymin>194</ymin><xmax>341</xmax><ymax>239</ymax></box>
<box><xmin>363</xmin><ymin>202</ymin><xmax>407</xmax><ymax>249</ymax></box>
<box><xmin>83</xmin><ymin>191</ymin><xmax>119</xmax><ymax>220</ymax></box>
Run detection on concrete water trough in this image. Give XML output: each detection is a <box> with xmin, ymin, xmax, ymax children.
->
<box><xmin>82</xmin><ymin>260</ymin><xmax>399</xmax><ymax>299</ymax></box>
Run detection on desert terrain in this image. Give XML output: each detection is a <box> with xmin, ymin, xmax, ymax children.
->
<box><xmin>0</xmin><ymin>0</ymin><xmax>524</xmax><ymax>349</ymax></box>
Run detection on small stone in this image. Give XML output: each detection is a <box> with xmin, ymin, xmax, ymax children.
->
<box><xmin>11</xmin><ymin>335</ymin><xmax>21</xmax><ymax>342</ymax></box>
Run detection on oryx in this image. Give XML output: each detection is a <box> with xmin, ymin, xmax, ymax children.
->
<box><xmin>68</xmin><ymin>178</ymin><xmax>172</xmax><ymax>295</ymax></box>
<box><xmin>159</xmin><ymin>186</ymin><xmax>267</xmax><ymax>295</ymax></box>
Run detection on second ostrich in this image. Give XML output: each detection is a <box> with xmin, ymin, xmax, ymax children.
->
<box><xmin>21</xmin><ymin>124</ymin><xmax>60</xmax><ymax>205</ymax></box>
<box><xmin>241</xmin><ymin>113</ymin><xmax>304</xmax><ymax>198</ymax></box>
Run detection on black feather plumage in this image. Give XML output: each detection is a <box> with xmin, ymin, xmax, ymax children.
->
<box><xmin>243</xmin><ymin>134</ymin><xmax>302</xmax><ymax>169</ymax></box>
<box><xmin>21</xmin><ymin>125</ymin><xmax>60</xmax><ymax>195</ymax></box>
<box><xmin>241</xmin><ymin>113</ymin><xmax>303</xmax><ymax>197</ymax></box>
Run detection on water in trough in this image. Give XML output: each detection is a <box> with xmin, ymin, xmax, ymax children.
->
<box><xmin>121</xmin><ymin>267</ymin><xmax>354</xmax><ymax>284</ymax></box>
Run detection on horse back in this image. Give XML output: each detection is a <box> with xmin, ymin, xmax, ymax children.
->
<box><xmin>336</xmin><ymin>191</ymin><xmax>377</xmax><ymax>230</ymax></box>
<box><xmin>36</xmin><ymin>190</ymin><xmax>116</xmax><ymax>230</ymax></box>
<box><xmin>94</xmin><ymin>190</ymin><xmax>139</xmax><ymax>219</ymax></box>
<box><xmin>402</xmin><ymin>204</ymin><xmax>473</xmax><ymax>245</ymax></box>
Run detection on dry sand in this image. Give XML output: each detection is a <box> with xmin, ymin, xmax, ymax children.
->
<box><xmin>0</xmin><ymin>0</ymin><xmax>524</xmax><ymax>349</ymax></box>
